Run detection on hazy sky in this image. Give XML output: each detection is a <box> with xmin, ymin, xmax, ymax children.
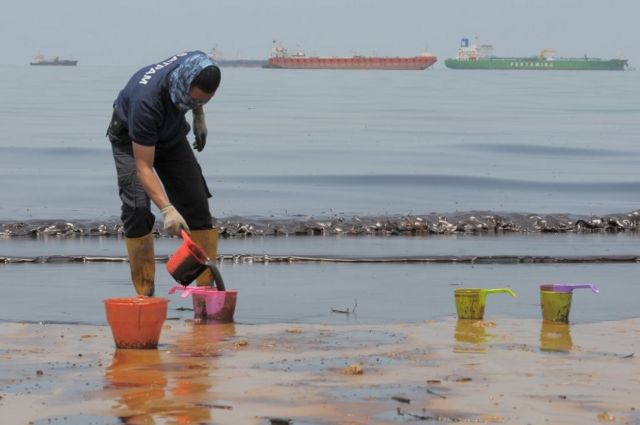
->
<box><xmin>2</xmin><ymin>0</ymin><xmax>639</xmax><ymax>67</ymax></box>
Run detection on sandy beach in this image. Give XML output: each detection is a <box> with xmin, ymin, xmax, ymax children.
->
<box><xmin>1</xmin><ymin>315</ymin><xmax>638</xmax><ymax>424</ymax></box>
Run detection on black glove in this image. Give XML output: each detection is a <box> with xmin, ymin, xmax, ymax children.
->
<box><xmin>192</xmin><ymin>113</ymin><xmax>207</xmax><ymax>152</ymax></box>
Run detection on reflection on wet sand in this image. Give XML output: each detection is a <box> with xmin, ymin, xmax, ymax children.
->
<box><xmin>104</xmin><ymin>322</ymin><xmax>236</xmax><ymax>424</ymax></box>
<box><xmin>105</xmin><ymin>349</ymin><xmax>167</xmax><ymax>424</ymax></box>
<box><xmin>453</xmin><ymin>319</ymin><xmax>495</xmax><ymax>353</ymax></box>
<box><xmin>540</xmin><ymin>321</ymin><xmax>573</xmax><ymax>353</ymax></box>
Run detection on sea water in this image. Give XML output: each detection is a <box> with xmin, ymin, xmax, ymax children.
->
<box><xmin>1</xmin><ymin>65</ymin><xmax>639</xmax><ymax>222</ymax></box>
<box><xmin>1</xmin><ymin>65</ymin><xmax>639</xmax><ymax>325</ymax></box>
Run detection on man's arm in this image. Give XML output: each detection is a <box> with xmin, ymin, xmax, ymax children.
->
<box><xmin>192</xmin><ymin>105</ymin><xmax>208</xmax><ymax>152</ymax></box>
<box><xmin>132</xmin><ymin>142</ymin><xmax>170</xmax><ymax>209</ymax></box>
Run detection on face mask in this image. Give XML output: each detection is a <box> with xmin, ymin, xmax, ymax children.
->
<box><xmin>169</xmin><ymin>53</ymin><xmax>216</xmax><ymax>111</ymax></box>
<box><xmin>173</xmin><ymin>96</ymin><xmax>205</xmax><ymax>112</ymax></box>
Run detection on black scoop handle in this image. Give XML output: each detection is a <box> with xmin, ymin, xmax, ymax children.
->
<box><xmin>206</xmin><ymin>261</ymin><xmax>226</xmax><ymax>291</ymax></box>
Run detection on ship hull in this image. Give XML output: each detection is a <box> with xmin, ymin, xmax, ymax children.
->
<box><xmin>30</xmin><ymin>60</ymin><xmax>78</xmax><ymax>66</ymax></box>
<box><xmin>445</xmin><ymin>57</ymin><xmax>627</xmax><ymax>70</ymax></box>
<box><xmin>267</xmin><ymin>56</ymin><xmax>437</xmax><ymax>70</ymax></box>
<box><xmin>216</xmin><ymin>59</ymin><xmax>267</xmax><ymax>68</ymax></box>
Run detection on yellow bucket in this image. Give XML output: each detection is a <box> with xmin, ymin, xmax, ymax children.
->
<box><xmin>540</xmin><ymin>291</ymin><xmax>572</xmax><ymax>323</ymax></box>
<box><xmin>454</xmin><ymin>288</ymin><xmax>516</xmax><ymax>320</ymax></box>
<box><xmin>539</xmin><ymin>284</ymin><xmax>599</xmax><ymax>323</ymax></box>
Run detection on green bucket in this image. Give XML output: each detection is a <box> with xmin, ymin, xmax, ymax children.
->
<box><xmin>454</xmin><ymin>288</ymin><xmax>516</xmax><ymax>320</ymax></box>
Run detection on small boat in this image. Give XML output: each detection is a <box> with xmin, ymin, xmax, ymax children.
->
<box><xmin>30</xmin><ymin>54</ymin><xmax>78</xmax><ymax>66</ymax></box>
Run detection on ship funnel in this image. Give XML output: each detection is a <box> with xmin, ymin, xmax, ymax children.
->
<box><xmin>461</xmin><ymin>38</ymin><xmax>469</xmax><ymax>48</ymax></box>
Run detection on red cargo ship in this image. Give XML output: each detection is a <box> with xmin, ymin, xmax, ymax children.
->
<box><xmin>265</xmin><ymin>42</ymin><xmax>437</xmax><ymax>70</ymax></box>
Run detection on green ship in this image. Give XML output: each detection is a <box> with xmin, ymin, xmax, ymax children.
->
<box><xmin>445</xmin><ymin>38</ymin><xmax>628</xmax><ymax>71</ymax></box>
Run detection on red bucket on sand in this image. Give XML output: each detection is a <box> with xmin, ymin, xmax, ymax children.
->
<box><xmin>104</xmin><ymin>296</ymin><xmax>168</xmax><ymax>349</ymax></box>
<box><xmin>166</xmin><ymin>229</ymin><xmax>225</xmax><ymax>290</ymax></box>
<box><xmin>169</xmin><ymin>286</ymin><xmax>237</xmax><ymax>323</ymax></box>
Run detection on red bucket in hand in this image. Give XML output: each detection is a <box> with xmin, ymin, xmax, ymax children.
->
<box><xmin>166</xmin><ymin>230</ymin><xmax>225</xmax><ymax>290</ymax></box>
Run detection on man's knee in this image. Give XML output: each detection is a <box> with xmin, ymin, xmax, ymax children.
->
<box><xmin>122</xmin><ymin>206</ymin><xmax>156</xmax><ymax>238</ymax></box>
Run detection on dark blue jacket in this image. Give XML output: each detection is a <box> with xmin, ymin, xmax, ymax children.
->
<box><xmin>113</xmin><ymin>51</ymin><xmax>203</xmax><ymax>146</ymax></box>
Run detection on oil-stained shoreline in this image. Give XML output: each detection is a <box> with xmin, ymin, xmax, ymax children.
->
<box><xmin>2</xmin><ymin>210</ymin><xmax>640</xmax><ymax>238</ymax></box>
<box><xmin>3</xmin><ymin>253</ymin><xmax>640</xmax><ymax>265</ymax></box>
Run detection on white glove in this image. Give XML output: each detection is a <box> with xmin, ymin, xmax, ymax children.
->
<box><xmin>161</xmin><ymin>204</ymin><xmax>189</xmax><ymax>236</ymax></box>
<box><xmin>192</xmin><ymin>113</ymin><xmax>207</xmax><ymax>152</ymax></box>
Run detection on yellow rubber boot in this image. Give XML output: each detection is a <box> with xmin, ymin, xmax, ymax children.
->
<box><xmin>189</xmin><ymin>228</ymin><xmax>219</xmax><ymax>287</ymax></box>
<box><xmin>125</xmin><ymin>232</ymin><xmax>156</xmax><ymax>296</ymax></box>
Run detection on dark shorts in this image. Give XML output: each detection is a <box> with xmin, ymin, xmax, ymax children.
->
<box><xmin>107</xmin><ymin>111</ymin><xmax>213</xmax><ymax>238</ymax></box>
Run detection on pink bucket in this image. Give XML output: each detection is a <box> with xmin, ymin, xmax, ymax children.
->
<box><xmin>169</xmin><ymin>285</ymin><xmax>237</xmax><ymax>323</ymax></box>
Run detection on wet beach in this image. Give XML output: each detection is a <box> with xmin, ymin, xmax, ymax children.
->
<box><xmin>2</xmin><ymin>233</ymin><xmax>640</xmax><ymax>424</ymax></box>
<box><xmin>1</xmin><ymin>316</ymin><xmax>638</xmax><ymax>424</ymax></box>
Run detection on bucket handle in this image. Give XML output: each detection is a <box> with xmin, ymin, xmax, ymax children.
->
<box><xmin>483</xmin><ymin>288</ymin><xmax>517</xmax><ymax>298</ymax></box>
<box><xmin>168</xmin><ymin>285</ymin><xmax>193</xmax><ymax>298</ymax></box>
<box><xmin>563</xmin><ymin>284</ymin><xmax>600</xmax><ymax>293</ymax></box>
<box><xmin>543</xmin><ymin>284</ymin><xmax>600</xmax><ymax>293</ymax></box>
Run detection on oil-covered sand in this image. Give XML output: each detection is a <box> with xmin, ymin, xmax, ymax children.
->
<box><xmin>1</xmin><ymin>317</ymin><xmax>638</xmax><ymax>424</ymax></box>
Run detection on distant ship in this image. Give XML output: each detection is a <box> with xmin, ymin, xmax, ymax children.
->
<box><xmin>264</xmin><ymin>41</ymin><xmax>437</xmax><ymax>70</ymax></box>
<box><xmin>30</xmin><ymin>54</ymin><xmax>78</xmax><ymax>66</ymax></box>
<box><xmin>445</xmin><ymin>38</ymin><xmax>628</xmax><ymax>71</ymax></box>
<box><xmin>208</xmin><ymin>48</ymin><xmax>267</xmax><ymax>68</ymax></box>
